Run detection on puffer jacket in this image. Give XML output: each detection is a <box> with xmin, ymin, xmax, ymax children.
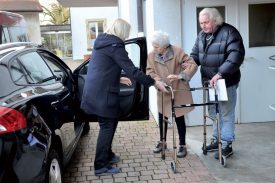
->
<box><xmin>190</xmin><ymin>23</ymin><xmax>245</xmax><ymax>87</ymax></box>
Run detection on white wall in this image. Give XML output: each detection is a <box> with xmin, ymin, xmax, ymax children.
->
<box><xmin>118</xmin><ymin>0</ymin><xmax>140</xmax><ymax>38</ymax></box>
<box><xmin>21</xmin><ymin>12</ymin><xmax>42</xmax><ymax>44</ymax></box>
<box><xmin>70</xmin><ymin>7</ymin><xmax>118</xmax><ymax>60</ymax></box>
<box><xmin>118</xmin><ymin>0</ymin><xmax>184</xmax><ymax>124</ymax></box>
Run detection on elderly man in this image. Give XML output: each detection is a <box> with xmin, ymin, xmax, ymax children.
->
<box><xmin>190</xmin><ymin>8</ymin><xmax>245</xmax><ymax>159</ymax></box>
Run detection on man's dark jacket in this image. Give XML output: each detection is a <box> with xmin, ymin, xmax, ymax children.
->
<box><xmin>80</xmin><ymin>33</ymin><xmax>155</xmax><ymax>118</ymax></box>
<box><xmin>190</xmin><ymin>23</ymin><xmax>245</xmax><ymax>87</ymax></box>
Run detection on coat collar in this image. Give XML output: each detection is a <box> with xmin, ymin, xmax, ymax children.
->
<box><xmin>154</xmin><ymin>45</ymin><xmax>174</xmax><ymax>64</ymax></box>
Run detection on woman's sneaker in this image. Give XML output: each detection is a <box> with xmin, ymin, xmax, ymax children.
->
<box><xmin>109</xmin><ymin>154</ymin><xmax>120</xmax><ymax>164</ymax></box>
<box><xmin>153</xmin><ymin>141</ymin><xmax>167</xmax><ymax>153</ymax></box>
<box><xmin>177</xmin><ymin>145</ymin><xmax>187</xmax><ymax>158</ymax></box>
<box><xmin>95</xmin><ymin>166</ymin><xmax>121</xmax><ymax>176</ymax></box>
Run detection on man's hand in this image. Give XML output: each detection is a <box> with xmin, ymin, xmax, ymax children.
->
<box><xmin>181</xmin><ymin>62</ymin><xmax>189</xmax><ymax>70</ymax></box>
<box><xmin>210</xmin><ymin>73</ymin><xmax>222</xmax><ymax>87</ymax></box>
<box><xmin>167</xmin><ymin>74</ymin><xmax>181</xmax><ymax>82</ymax></box>
<box><xmin>154</xmin><ymin>80</ymin><xmax>168</xmax><ymax>93</ymax></box>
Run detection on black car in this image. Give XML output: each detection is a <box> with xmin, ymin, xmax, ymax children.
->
<box><xmin>0</xmin><ymin>37</ymin><xmax>150</xmax><ymax>183</ymax></box>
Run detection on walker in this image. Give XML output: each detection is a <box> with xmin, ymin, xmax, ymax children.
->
<box><xmin>161</xmin><ymin>83</ymin><xmax>226</xmax><ymax>173</ymax></box>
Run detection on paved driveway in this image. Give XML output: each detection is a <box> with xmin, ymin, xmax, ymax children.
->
<box><xmin>63</xmin><ymin>116</ymin><xmax>215</xmax><ymax>183</ymax></box>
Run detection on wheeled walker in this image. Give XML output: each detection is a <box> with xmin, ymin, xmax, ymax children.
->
<box><xmin>161</xmin><ymin>83</ymin><xmax>226</xmax><ymax>173</ymax></box>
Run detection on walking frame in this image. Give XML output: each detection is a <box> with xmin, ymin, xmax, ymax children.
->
<box><xmin>161</xmin><ymin>82</ymin><xmax>226</xmax><ymax>173</ymax></box>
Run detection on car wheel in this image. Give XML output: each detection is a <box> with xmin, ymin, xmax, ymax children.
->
<box><xmin>82</xmin><ymin>121</ymin><xmax>90</xmax><ymax>136</ymax></box>
<box><xmin>45</xmin><ymin>149</ymin><xmax>62</xmax><ymax>183</ymax></box>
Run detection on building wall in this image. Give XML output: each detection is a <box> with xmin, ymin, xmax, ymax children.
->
<box><xmin>118</xmin><ymin>0</ymin><xmax>183</xmax><ymax>123</ymax></box>
<box><xmin>146</xmin><ymin>0</ymin><xmax>183</xmax><ymax>123</ymax></box>
<box><xmin>70</xmin><ymin>7</ymin><xmax>118</xmax><ymax>60</ymax></box>
<box><xmin>21</xmin><ymin>12</ymin><xmax>42</xmax><ymax>44</ymax></box>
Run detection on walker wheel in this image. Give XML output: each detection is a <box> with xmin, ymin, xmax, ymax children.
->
<box><xmin>171</xmin><ymin>161</ymin><xmax>176</xmax><ymax>173</ymax></box>
<box><xmin>202</xmin><ymin>145</ymin><xmax>207</xmax><ymax>155</ymax></box>
<box><xmin>221</xmin><ymin>155</ymin><xmax>227</xmax><ymax>167</ymax></box>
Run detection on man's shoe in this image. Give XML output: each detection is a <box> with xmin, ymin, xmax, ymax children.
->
<box><xmin>214</xmin><ymin>143</ymin><xmax>233</xmax><ymax>159</ymax></box>
<box><xmin>109</xmin><ymin>154</ymin><xmax>120</xmax><ymax>164</ymax></box>
<box><xmin>95</xmin><ymin>166</ymin><xmax>121</xmax><ymax>176</ymax></box>
<box><xmin>177</xmin><ymin>145</ymin><xmax>187</xmax><ymax>158</ymax></box>
<box><xmin>204</xmin><ymin>139</ymin><xmax>218</xmax><ymax>152</ymax></box>
<box><xmin>153</xmin><ymin>141</ymin><xmax>167</xmax><ymax>153</ymax></box>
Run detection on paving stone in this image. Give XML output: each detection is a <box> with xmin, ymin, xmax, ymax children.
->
<box><xmin>64</xmin><ymin>115</ymin><xmax>215</xmax><ymax>182</ymax></box>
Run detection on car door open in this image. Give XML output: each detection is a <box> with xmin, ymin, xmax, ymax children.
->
<box><xmin>74</xmin><ymin>37</ymin><xmax>150</xmax><ymax>121</ymax></box>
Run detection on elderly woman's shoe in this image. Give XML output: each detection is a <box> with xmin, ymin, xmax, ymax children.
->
<box><xmin>177</xmin><ymin>145</ymin><xmax>187</xmax><ymax>158</ymax></box>
<box><xmin>153</xmin><ymin>141</ymin><xmax>167</xmax><ymax>153</ymax></box>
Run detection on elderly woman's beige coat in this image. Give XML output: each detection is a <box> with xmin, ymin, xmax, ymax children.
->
<box><xmin>146</xmin><ymin>45</ymin><xmax>198</xmax><ymax>118</ymax></box>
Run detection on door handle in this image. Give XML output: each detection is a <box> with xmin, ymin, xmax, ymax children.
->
<box><xmin>51</xmin><ymin>100</ymin><xmax>60</xmax><ymax>110</ymax></box>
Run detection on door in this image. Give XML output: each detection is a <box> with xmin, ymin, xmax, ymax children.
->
<box><xmin>182</xmin><ymin>0</ymin><xmax>238</xmax><ymax>126</ymax></box>
<box><xmin>238</xmin><ymin>0</ymin><xmax>275</xmax><ymax>123</ymax></box>
<box><xmin>74</xmin><ymin>37</ymin><xmax>150</xmax><ymax>121</ymax></box>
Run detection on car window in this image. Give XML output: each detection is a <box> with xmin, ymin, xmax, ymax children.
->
<box><xmin>17</xmin><ymin>52</ymin><xmax>55</xmax><ymax>84</ymax></box>
<box><xmin>10</xmin><ymin>59</ymin><xmax>27</xmax><ymax>85</ymax></box>
<box><xmin>40</xmin><ymin>52</ymin><xmax>66</xmax><ymax>81</ymax></box>
<box><xmin>125</xmin><ymin>43</ymin><xmax>140</xmax><ymax>68</ymax></box>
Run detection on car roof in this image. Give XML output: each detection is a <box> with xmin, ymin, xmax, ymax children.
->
<box><xmin>0</xmin><ymin>42</ymin><xmax>38</xmax><ymax>62</ymax></box>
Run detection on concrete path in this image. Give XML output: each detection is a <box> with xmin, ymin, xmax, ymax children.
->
<box><xmin>187</xmin><ymin>122</ymin><xmax>275</xmax><ymax>183</ymax></box>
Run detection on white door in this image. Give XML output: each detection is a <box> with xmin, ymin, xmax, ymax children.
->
<box><xmin>238</xmin><ymin>0</ymin><xmax>275</xmax><ymax>123</ymax></box>
<box><xmin>182</xmin><ymin>0</ymin><xmax>239</xmax><ymax>126</ymax></box>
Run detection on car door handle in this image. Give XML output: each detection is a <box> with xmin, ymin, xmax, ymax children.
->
<box><xmin>51</xmin><ymin>100</ymin><xmax>60</xmax><ymax>110</ymax></box>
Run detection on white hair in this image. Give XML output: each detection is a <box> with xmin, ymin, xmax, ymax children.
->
<box><xmin>150</xmin><ymin>30</ymin><xmax>170</xmax><ymax>48</ymax></box>
<box><xmin>105</xmin><ymin>18</ymin><xmax>131</xmax><ymax>41</ymax></box>
<box><xmin>199</xmin><ymin>8</ymin><xmax>224</xmax><ymax>26</ymax></box>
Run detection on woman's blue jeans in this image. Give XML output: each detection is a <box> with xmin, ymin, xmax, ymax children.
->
<box><xmin>208</xmin><ymin>84</ymin><xmax>238</xmax><ymax>146</ymax></box>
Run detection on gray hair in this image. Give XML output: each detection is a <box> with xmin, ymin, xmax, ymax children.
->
<box><xmin>199</xmin><ymin>8</ymin><xmax>224</xmax><ymax>26</ymax></box>
<box><xmin>150</xmin><ymin>30</ymin><xmax>170</xmax><ymax>48</ymax></box>
<box><xmin>105</xmin><ymin>18</ymin><xmax>131</xmax><ymax>41</ymax></box>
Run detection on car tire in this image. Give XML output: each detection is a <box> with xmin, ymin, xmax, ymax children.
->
<box><xmin>82</xmin><ymin>121</ymin><xmax>90</xmax><ymax>136</ymax></box>
<box><xmin>45</xmin><ymin>149</ymin><xmax>62</xmax><ymax>183</ymax></box>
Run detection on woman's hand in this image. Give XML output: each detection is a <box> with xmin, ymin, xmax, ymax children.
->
<box><xmin>120</xmin><ymin>77</ymin><xmax>132</xmax><ymax>86</ymax></box>
<box><xmin>154</xmin><ymin>80</ymin><xmax>168</xmax><ymax>93</ymax></box>
<box><xmin>167</xmin><ymin>74</ymin><xmax>181</xmax><ymax>82</ymax></box>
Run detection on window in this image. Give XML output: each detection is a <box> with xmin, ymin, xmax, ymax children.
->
<box><xmin>18</xmin><ymin>52</ymin><xmax>55</xmax><ymax>84</ymax></box>
<box><xmin>86</xmin><ymin>19</ymin><xmax>106</xmax><ymax>50</ymax></box>
<box><xmin>41</xmin><ymin>31</ymin><xmax>72</xmax><ymax>58</ymax></box>
<box><xmin>10</xmin><ymin>59</ymin><xmax>27</xmax><ymax>85</ymax></box>
<box><xmin>40</xmin><ymin>52</ymin><xmax>66</xmax><ymax>81</ymax></box>
<box><xmin>249</xmin><ymin>3</ymin><xmax>275</xmax><ymax>47</ymax></box>
<box><xmin>126</xmin><ymin>43</ymin><xmax>140</xmax><ymax>68</ymax></box>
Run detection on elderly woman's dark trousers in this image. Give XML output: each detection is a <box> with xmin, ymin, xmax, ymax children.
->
<box><xmin>94</xmin><ymin>116</ymin><xmax>118</xmax><ymax>170</ymax></box>
<box><xmin>158</xmin><ymin>113</ymin><xmax>186</xmax><ymax>145</ymax></box>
